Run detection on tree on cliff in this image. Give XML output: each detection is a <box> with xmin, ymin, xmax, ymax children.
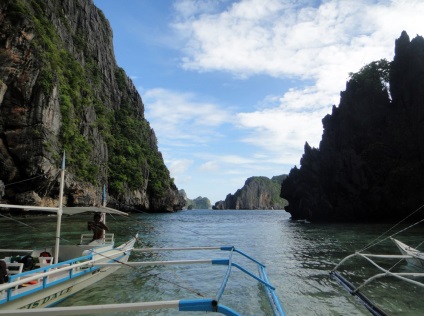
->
<box><xmin>348</xmin><ymin>59</ymin><xmax>390</xmax><ymax>94</ymax></box>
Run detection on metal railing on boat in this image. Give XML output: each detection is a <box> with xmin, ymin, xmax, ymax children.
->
<box><xmin>0</xmin><ymin>246</ymin><xmax>286</xmax><ymax>316</ymax></box>
<box><xmin>92</xmin><ymin>246</ymin><xmax>285</xmax><ymax>315</ymax></box>
<box><xmin>0</xmin><ymin>255</ymin><xmax>96</xmax><ymax>304</ymax></box>
<box><xmin>0</xmin><ymin>245</ymin><xmax>130</xmax><ymax>306</ymax></box>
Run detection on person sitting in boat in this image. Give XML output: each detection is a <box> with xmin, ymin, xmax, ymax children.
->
<box><xmin>87</xmin><ymin>213</ymin><xmax>109</xmax><ymax>243</ymax></box>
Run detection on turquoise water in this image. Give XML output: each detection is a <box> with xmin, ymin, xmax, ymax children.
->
<box><xmin>2</xmin><ymin>209</ymin><xmax>424</xmax><ymax>315</ymax></box>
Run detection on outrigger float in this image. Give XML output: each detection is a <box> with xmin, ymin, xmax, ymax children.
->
<box><xmin>330</xmin><ymin>251</ymin><xmax>424</xmax><ymax>316</ymax></box>
<box><xmin>0</xmin><ymin>153</ymin><xmax>285</xmax><ymax>315</ymax></box>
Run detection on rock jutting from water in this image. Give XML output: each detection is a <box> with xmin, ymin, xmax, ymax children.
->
<box><xmin>281</xmin><ymin>31</ymin><xmax>424</xmax><ymax>222</ymax></box>
<box><xmin>214</xmin><ymin>175</ymin><xmax>289</xmax><ymax>210</ymax></box>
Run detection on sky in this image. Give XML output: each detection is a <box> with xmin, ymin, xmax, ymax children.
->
<box><xmin>92</xmin><ymin>0</ymin><xmax>424</xmax><ymax>204</ymax></box>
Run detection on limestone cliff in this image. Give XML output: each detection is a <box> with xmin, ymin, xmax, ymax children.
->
<box><xmin>0</xmin><ymin>0</ymin><xmax>184</xmax><ymax>211</ymax></box>
<box><xmin>214</xmin><ymin>175</ymin><xmax>288</xmax><ymax>210</ymax></box>
<box><xmin>281</xmin><ymin>31</ymin><xmax>424</xmax><ymax>222</ymax></box>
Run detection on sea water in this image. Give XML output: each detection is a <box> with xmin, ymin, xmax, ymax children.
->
<box><xmin>1</xmin><ymin>210</ymin><xmax>424</xmax><ymax>315</ymax></box>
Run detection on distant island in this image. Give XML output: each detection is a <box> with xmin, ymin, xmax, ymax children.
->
<box><xmin>179</xmin><ymin>190</ymin><xmax>212</xmax><ymax>209</ymax></box>
<box><xmin>213</xmin><ymin>175</ymin><xmax>288</xmax><ymax>210</ymax></box>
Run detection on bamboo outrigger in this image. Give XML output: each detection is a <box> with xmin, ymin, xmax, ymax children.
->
<box><xmin>0</xmin><ymin>153</ymin><xmax>285</xmax><ymax>315</ymax></box>
<box><xmin>331</xmin><ymin>215</ymin><xmax>424</xmax><ymax>315</ymax></box>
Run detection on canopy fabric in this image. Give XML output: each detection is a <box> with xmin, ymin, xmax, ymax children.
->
<box><xmin>0</xmin><ymin>204</ymin><xmax>128</xmax><ymax>216</ymax></box>
<box><xmin>0</xmin><ymin>204</ymin><xmax>58</xmax><ymax>211</ymax></box>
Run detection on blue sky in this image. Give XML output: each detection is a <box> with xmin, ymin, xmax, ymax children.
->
<box><xmin>93</xmin><ymin>0</ymin><xmax>424</xmax><ymax>204</ymax></box>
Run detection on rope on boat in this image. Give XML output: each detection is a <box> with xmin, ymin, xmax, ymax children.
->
<box><xmin>0</xmin><ymin>214</ymin><xmax>207</xmax><ymax>298</ymax></box>
<box><xmin>1</xmin><ymin>169</ymin><xmax>59</xmax><ymax>204</ymax></box>
<box><xmin>2</xmin><ymin>173</ymin><xmax>46</xmax><ymax>187</ymax></box>
<box><xmin>0</xmin><ymin>241</ymin><xmax>284</xmax><ymax>315</ymax></box>
<box><xmin>331</xmin><ymin>203</ymin><xmax>424</xmax><ymax>316</ymax></box>
<box><xmin>0</xmin><ymin>215</ymin><xmax>242</xmax><ymax>307</ymax></box>
<box><xmin>0</xmin><ymin>213</ymin><xmax>73</xmax><ymax>245</ymax></box>
<box><xmin>0</xmin><ymin>156</ymin><xmax>285</xmax><ymax>315</ymax></box>
<box><xmin>358</xmin><ymin>203</ymin><xmax>424</xmax><ymax>252</ymax></box>
<box><xmin>99</xmin><ymin>245</ymin><xmax>208</xmax><ymax>297</ymax></box>
<box><xmin>0</xmin><ymin>213</ymin><xmax>49</xmax><ymax>234</ymax></box>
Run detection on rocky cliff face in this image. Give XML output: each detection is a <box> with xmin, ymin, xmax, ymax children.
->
<box><xmin>214</xmin><ymin>175</ymin><xmax>288</xmax><ymax>210</ymax></box>
<box><xmin>0</xmin><ymin>0</ymin><xmax>184</xmax><ymax>211</ymax></box>
<box><xmin>281</xmin><ymin>31</ymin><xmax>424</xmax><ymax>222</ymax></box>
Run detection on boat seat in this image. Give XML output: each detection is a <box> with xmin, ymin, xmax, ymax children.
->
<box><xmin>6</xmin><ymin>263</ymin><xmax>23</xmax><ymax>275</ymax></box>
<box><xmin>6</xmin><ymin>263</ymin><xmax>23</xmax><ymax>290</ymax></box>
<box><xmin>80</xmin><ymin>233</ymin><xmax>114</xmax><ymax>244</ymax></box>
<box><xmin>38</xmin><ymin>257</ymin><xmax>54</xmax><ymax>268</ymax></box>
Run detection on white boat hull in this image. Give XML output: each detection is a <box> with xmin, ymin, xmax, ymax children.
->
<box><xmin>391</xmin><ymin>238</ymin><xmax>424</xmax><ymax>269</ymax></box>
<box><xmin>4</xmin><ymin>264</ymin><xmax>121</xmax><ymax>310</ymax></box>
<box><xmin>0</xmin><ymin>238</ymin><xmax>136</xmax><ymax>310</ymax></box>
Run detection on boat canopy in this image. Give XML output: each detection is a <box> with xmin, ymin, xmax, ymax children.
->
<box><xmin>0</xmin><ymin>204</ymin><xmax>128</xmax><ymax>216</ymax></box>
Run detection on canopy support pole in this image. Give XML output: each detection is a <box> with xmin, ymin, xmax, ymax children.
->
<box><xmin>54</xmin><ymin>152</ymin><xmax>66</xmax><ymax>265</ymax></box>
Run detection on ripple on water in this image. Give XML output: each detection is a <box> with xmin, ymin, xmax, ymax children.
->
<box><xmin>2</xmin><ymin>210</ymin><xmax>424</xmax><ymax>315</ymax></box>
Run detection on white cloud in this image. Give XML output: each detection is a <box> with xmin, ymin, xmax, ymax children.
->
<box><xmin>173</xmin><ymin>0</ymin><xmax>226</xmax><ymax>20</ymax></box>
<box><xmin>143</xmin><ymin>88</ymin><xmax>231</xmax><ymax>145</ymax></box>
<box><xmin>173</xmin><ymin>0</ymin><xmax>361</xmax><ymax>77</ymax></box>
<box><xmin>146</xmin><ymin>0</ymin><xmax>424</xmax><ymax>201</ymax></box>
<box><xmin>171</xmin><ymin>0</ymin><xmax>424</xmax><ymax>162</ymax></box>
<box><xmin>166</xmin><ymin>159</ymin><xmax>194</xmax><ymax>187</ymax></box>
<box><xmin>220</xmin><ymin>154</ymin><xmax>255</xmax><ymax>164</ymax></box>
<box><xmin>197</xmin><ymin>152</ymin><xmax>258</xmax><ymax>163</ymax></box>
<box><xmin>238</xmin><ymin>105</ymin><xmax>323</xmax><ymax>151</ymax></box>
<box><xmin>235</xmin><ymin>85</ymin><xmax>333</xmax><ymax>165</ymax></box>
<box><xmin>171</xmin><ymin>0</ymin><xmax>424</xmax><ymax>84</ymax></box>
<box><xmin>198</xmin><ymin>161</ymin><xmax>219</xmax><ymax>172</ymax></box>
<box><xmin>168</xmin><ymin>158</ymin><xmax>193</xmax><ymax>175</ymax></box>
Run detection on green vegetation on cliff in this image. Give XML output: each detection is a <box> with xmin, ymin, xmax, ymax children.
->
<box><xmin>108</xmin><ymin>77</ymin><xmax>171</xmax><ymax>196</ymax></box>
<box><xmin>348</xmin><ymin>59</ymin><xmax>390</xmax><ymax>92</ymax></box>
<box><xmin>7</xmin><ymin>0</ymin><xmax>99</xmax><ymax>182</ymax></box>
<box><xmin>214</xmin><ymin>175</ymin><xmax>288</xmax><ymax>210</ymax></box>
<box><xmin>9</xmin><ymin>0</ymin><xmax>173</xmax><ymax>197</ymax></box>
<box><xmin>187</xmin><ymin>196</ymin><xmax>211</xmax><ymax>209</ymax></box>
